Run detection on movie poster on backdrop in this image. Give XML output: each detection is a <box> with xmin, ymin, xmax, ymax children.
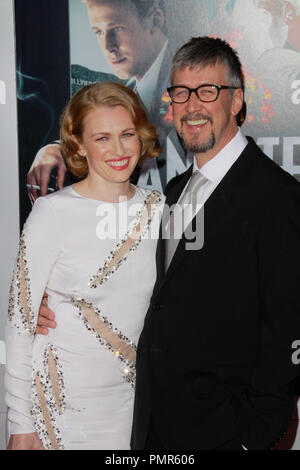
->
<box><xmin>19</xmin><ymin>0</ymin><xmax>300</xmax><ymax>227</ymax></box>
<box><xmin>15</xmin><ymin>0</ymin><xmax>70</xmax><ymax>226</ymax></box>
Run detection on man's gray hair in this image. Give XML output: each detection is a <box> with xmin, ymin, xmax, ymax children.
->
<box><xmin>171</xmin><ymin>36</ymin><xmax>244</xmax><ymax>92</ymax></box>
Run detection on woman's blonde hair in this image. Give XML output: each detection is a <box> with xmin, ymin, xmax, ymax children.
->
<box><xmin>60</xmin><ymin>81</ymin><xmax>161</xmax><ymax>178</ymax></box>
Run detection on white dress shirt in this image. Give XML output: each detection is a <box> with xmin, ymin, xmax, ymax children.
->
<box><xmin>136</xmin><ymin>40</ymin><xmax>168</xmax><ymax>113</ymax></box>
<box><xmin>184</xmin><ymin>128</ymin><xmax>248</xmax><ymax>207</ymax></box>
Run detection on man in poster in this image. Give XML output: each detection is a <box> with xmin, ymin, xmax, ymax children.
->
<box><xmin>27</xmin><ymin>0</ymin><xmax>172</xmax><ymax>201</ymax></box>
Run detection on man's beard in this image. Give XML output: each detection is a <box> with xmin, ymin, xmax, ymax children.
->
<box><xmin>180</xmin><ymin>130</ymin><xmax>215</xmax><ymax>154</ymax></box>
<box><xmin>180</xmin><ymin>113</ymin><xmax>215</xmax><ymax>154</ymax></box>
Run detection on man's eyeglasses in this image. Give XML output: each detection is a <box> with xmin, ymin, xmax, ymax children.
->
<box><xmin>167</xmin><ymin>84</ymin><xmax>239</xmax><ymax>104</ymax></box>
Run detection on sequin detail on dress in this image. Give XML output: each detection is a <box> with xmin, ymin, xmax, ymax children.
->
<box><xmin>32</xmin><ymin>345</ymin><xmax>66</xmax><ymax>450</ymax></box>
<box><xmin>8</xmin><ymin>233</ymin><xmax>35</xmax><ymax>335</ymax></box>
<box><xmin>89</xmin><ymin>190</ymin><xmax>161</xmax><ymax>288</ymax></box>
<box><xmin>8</xmin><ymin>268</ymin><xmax>15</xmax><ymax>322</ymax></box>
<box><xmin>72</xmin><ymin>297</ymin><xmax>136</xmax><ymax>388</ymax></box>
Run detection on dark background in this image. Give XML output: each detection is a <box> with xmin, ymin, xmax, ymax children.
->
<box><xmin>15</xmin><ymin>0</ymin><xmax>70</xmax><ymax>228</ymax></box>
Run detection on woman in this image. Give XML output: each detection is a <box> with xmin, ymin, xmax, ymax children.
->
<box><xmin>6</xmin><ymin>82</ymin><xmax>162</xmax><ymax>450</ymax></box>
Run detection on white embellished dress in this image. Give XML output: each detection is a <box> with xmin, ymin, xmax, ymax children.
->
<box><xmin>5</xmin><ymin>185</ymin><xmax>162</xmax><ymax>450</ymax></box>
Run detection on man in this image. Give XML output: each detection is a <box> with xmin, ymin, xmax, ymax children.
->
<box><xmin>131</xmin><ymin>36</ymin><xmax>300</xmax><ymax>450</ymax></box>
<box><xmin>82</xmin><ymin>0</ymin><xmax>169</xmax><ymax>113</ymax></box>
<box><xmin>37</xmin><ymin>37</ymin><xmax>300</xmax><ymax>450</ymax></box>
<box><xmin>27</xmin><ymin>0</ymin><xmax>170</xmax><ymax>201</ymax></box>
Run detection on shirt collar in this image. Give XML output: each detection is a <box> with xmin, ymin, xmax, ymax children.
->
<box><xmin>136</xmin><ymin>40</ymin><xmax>168</xmax><ymax>111</ymax></box>
<box><xmin>193</xmin><ymin>128</ymin><xmax>248</xmax><ymax>184</ymax></box>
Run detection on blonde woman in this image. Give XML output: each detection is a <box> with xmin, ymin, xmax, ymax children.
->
<box><xmin>6</xmin><ymin>82</ymin><xmax>162</xmax><ymax>450</ymax></box>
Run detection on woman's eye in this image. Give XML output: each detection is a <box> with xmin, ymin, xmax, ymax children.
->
<box><xmin>122</xmin><ymin>133</ymin><xmax>135</xmax><ymax>138</ymax></box>
<box><xmin>113</xmin><ymin>26</ymin><xmax>124</xmax><ymax>33</ymax></box>
<box><xmin>96</xmin><ymin>136</ymin><xmax>107</xmax><ymax>142</ymax></box>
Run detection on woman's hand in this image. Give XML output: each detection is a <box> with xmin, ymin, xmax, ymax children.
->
<box><xmin>7</xmin><ymin>432</ymin><xmax>45</xmax><ymax>450</ymax></box>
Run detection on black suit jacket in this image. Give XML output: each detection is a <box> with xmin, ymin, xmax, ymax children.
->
<box><xmin>131</xmin><ymin>137</ymin><xmax>300</xmax><ymax>450</ymax></box>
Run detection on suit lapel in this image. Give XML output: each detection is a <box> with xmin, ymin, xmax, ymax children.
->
<box><xmin>155</xmin><ymin>141</ymin><xmax>255</xmax><ymax>295</ymax></box>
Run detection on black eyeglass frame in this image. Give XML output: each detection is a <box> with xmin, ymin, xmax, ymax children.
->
<box><xmin>167</xmin><ymin>84</ymin><xmax>239</xmax><ymax>103</ymax></box>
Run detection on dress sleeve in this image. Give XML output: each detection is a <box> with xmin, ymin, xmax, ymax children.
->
<box><xmin>5</xmin><ymin>196</ymin><xmax>61</xmax><ymax>434</ymax></box>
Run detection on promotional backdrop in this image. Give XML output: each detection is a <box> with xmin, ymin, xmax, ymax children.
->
<box><xmin>16</xmin><ymin>0</ymin><xmax>300</xmax><ymax>224</ymax></box>
<box><xmin>7</xmin><ymin>0</ymin><xmax>300</xmax><ymax>449</ymax></box>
